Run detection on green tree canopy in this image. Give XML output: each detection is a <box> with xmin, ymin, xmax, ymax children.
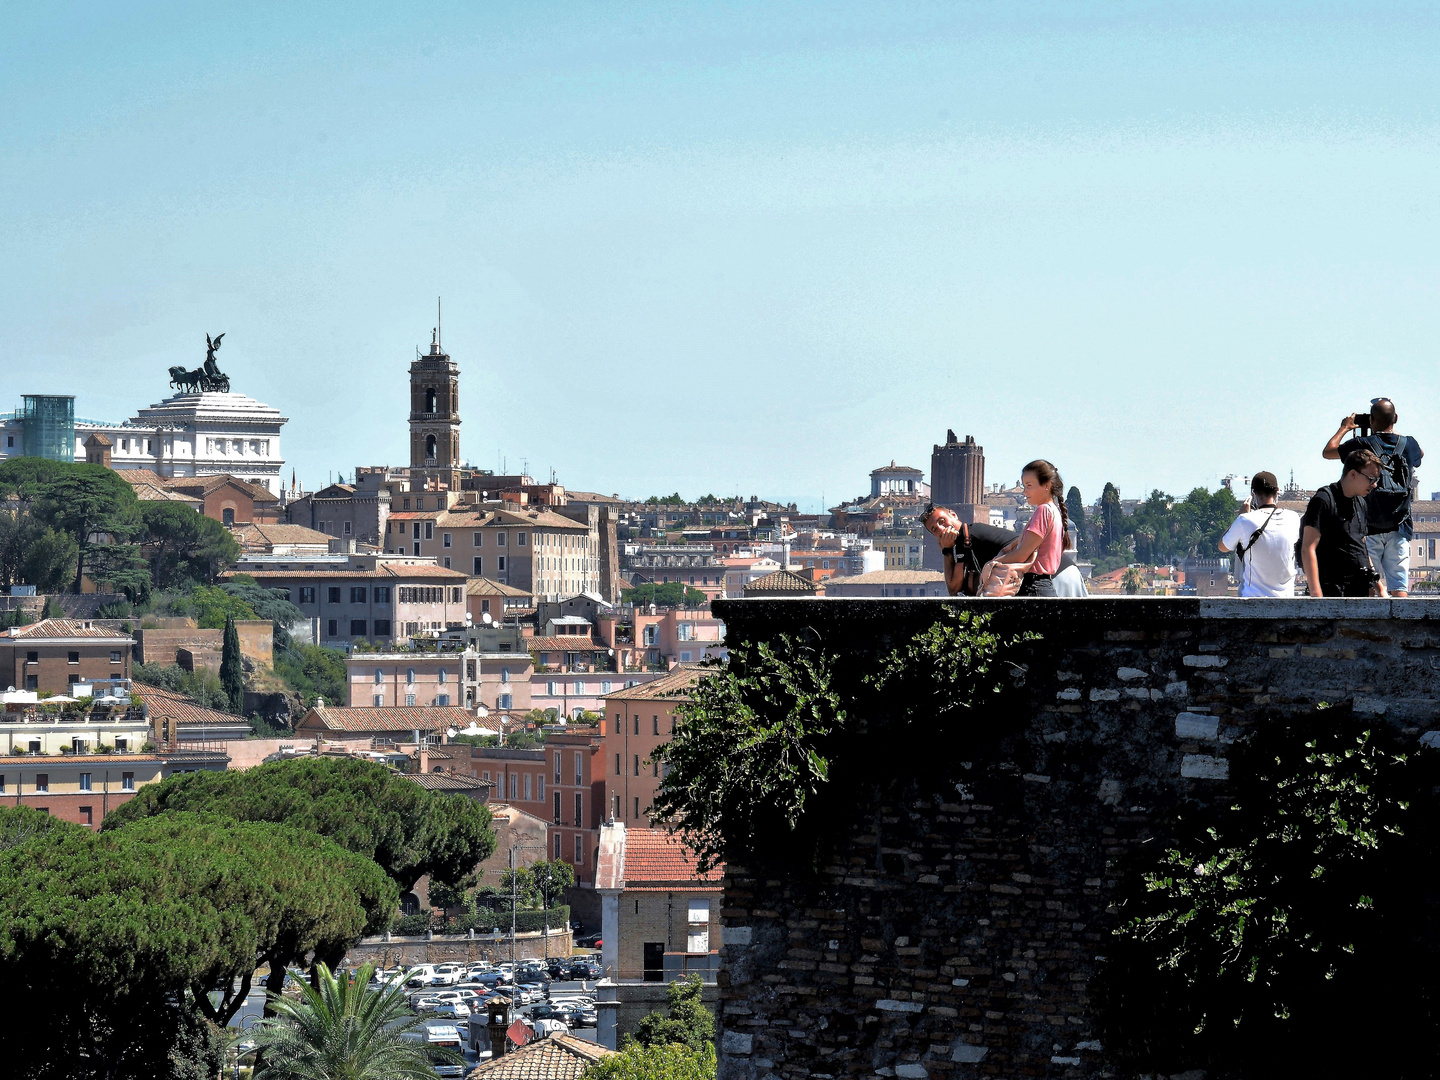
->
<box><xmin>622</xmin><ymin>581</ymin><xmax>709</xmax><ymax>608</ymax></box>
<box><xmin>627</xmin><ymin>974</ymin><xmax>715</xmax><ymax>1053</ymax></box>
<box><xmin>0</xmin><ymin>808</ymin><xmax>395</xmax><ymax>1077</ymax></box>
<box><xmin>221</xmin><ymin>613</ymin><xmax>244</xmax><ymax>712</ymax></box>
<box><xmin>140</xmin><ymin>501</ymin><xmax>241</xmax><ymax>588</ymax></box>
<box><xmin>103</xmin><ymin>756</ymin><xmax>496</xmax><ymax>894</ymax></box>
<box><xmin>529</xmin><ymin>858</ymin><xmax>576</xmax><ymax>909</ymax></box>
<box><xmin>0</xmin><ymin>505</ymin><xmax>76</xmax><ymax>591</ymax></box>
<box><xmin>1065</xmin><ymin>486</ymin><xmax>1089</xmax><ymax>557</ymax></box>
<box><xmin>588</xmin><ymin>1043</ymin><xmax>717</xmax><ymax>1080</ymax></box>
<box><xmin>30</xmin><ymin>462</ymin><xmax>142</xmax><ymax>593</ymax></box>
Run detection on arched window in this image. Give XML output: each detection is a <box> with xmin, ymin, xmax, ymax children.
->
<box><xmin>222</xmin><ymin>507</ymin><xmax>234</xmax><ymax>526</ymax></box>
<box><xmin>425</xmin><ymin>387</ymin><xmax>437</xmax><ymax>413</ymax></box>
<box><xmin>426</xmin><ymin>434</ymin><xmax>437</xmax><ymax>460</ymax></box>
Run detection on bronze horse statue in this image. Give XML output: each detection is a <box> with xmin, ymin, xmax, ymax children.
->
<box><xmin>168</xmin><ymin>333</ymin><xmax>230</xmax><ymax>393</ymax></box>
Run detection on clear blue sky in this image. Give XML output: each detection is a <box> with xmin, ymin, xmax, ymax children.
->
<box><xmin>5</xmin><ymin>2</ymin><xmax>1440</xmax><ymax>511</ymax></box>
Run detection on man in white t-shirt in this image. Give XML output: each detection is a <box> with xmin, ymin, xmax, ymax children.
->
<box><xmin>1218</xmin><ymin>471</ymin><xmax>1302</xmax><ymax>597</ymax></box>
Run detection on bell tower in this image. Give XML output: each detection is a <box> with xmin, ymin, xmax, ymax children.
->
<box><xmin>409</xmin><ymin>313</ymin><xmax>461</xmax><ymax>491</ymax></box>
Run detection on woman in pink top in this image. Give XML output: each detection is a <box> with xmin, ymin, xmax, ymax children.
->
<box><xmin>994</xmin><ymin>459</ymin><xmax>1070</xmax><ymax>597</ymax></box>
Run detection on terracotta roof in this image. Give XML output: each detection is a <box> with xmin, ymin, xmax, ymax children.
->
<box><xmin>467</xmin><ymin>1033</ymin><xmax>614</xmax><ymax>1077</ymax></box>
<box><xmin>407</xmin><ymin>772</ymin><xmax>495</xmax><ymax>791</ymax></box>
<box><xmin>825</xmin><ymin>570</ymin><xmax>945</xmax><ymax>586</ymax></box>
<box><xmin>120</xmin><ymin>472</ymin><xmax>202</xmax><ymax>504</ymax></box>
<box><xmin>603</xmin><ymin>667</ymin><xmax>706</xmax><ymax>702</ymax></box>
<box><xmin>743</xmin><ymin>569</ymin><xmax>820</xmax><ymax>595</ymax></box>
<box><xmin>622</xmin><ymin>827</ymin><xmax>723</xmax><ymax>886</ymax></box>
<box><xmin>133</xmin><ymin>682</ymin><xmax>242</xmax><ymax>726</ymax></box>
<box><xmin>230</xmin><ymin>522</ymin><xmax>333</xmax><ymax>548</ymax></box>
<box><xmin>297</xmin><ymin>705</ymin><xmax>474</xmax><ymax>733</ymax></box>
<box><xmin>0</xmin><ymin>754</ymin><xmax>163</xmax><ymax>765</ymax></box>
<box><xmin>169</xmin><ymin>475</ymin><xmax>279</xmax><ymax>502</ymax></box>
<box><xmin>467</xmin><ymin>578</ymin><xmax>532</xmax><ymax>597</ymax></box>
<box><xmin>1</xmin><ymin>619</ymin><xmax>134</xmax><ymax>642</ymax></box>
<box><xmin>528</xmin><ymin>637</ymin><xmax>603</xmax><ymax>653</ymax></box>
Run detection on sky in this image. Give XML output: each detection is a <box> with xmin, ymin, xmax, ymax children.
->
<box><xmin>4</xmin><ymin>2</ymin><xmax>1440</xmax><ymax>512</ymax></box>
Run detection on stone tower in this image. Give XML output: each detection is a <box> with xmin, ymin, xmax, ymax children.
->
<box><xmin>409</xmin><ymin>328</ymin><xmax>461</xmax><ymax>490</ymax></box>
<box><xmin>930</xmin><ymin>429</ymin><xmax>985</xmax><ymax>510</ymax></box>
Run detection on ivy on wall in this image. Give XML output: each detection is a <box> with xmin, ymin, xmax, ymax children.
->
<box><xmin>651</xmin><ymin>610</ymin><xmax>1037</xmax><ymax>874</ymax></box>
<box><xmin>1098</xmin><ymin>704</ymin><xmax>1440</xmax><ymax>1077</ymax></box>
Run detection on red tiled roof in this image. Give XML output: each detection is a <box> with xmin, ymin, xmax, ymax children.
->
<box><xmin>528</xmin><ymin>636</ymin><xmax>603</xmax><ymax>653</ymax></box>
<box><xmin>467</xmin><ymin>1033</ymin><xmax>614</xmax><ymax>1077</ymax></box>
<box><xmin>298</xmin><ymin>705</ymin><xmax>475</xmax><ymax>733</ymax></box>
<box><xmin>226</xmin><ymin>563</ymin><xmax>466</xmax><ymax>581</ymax></box>
<box><xmin>133</xmin><ymin>682</ymin><xmax>242</xmax><ymax>726</ymax></box>
<box><xmin>466</xmin><ymin>578</ymin><xmax>532</xmax><ymax>597</ymax></box>
<box><xmin>623</xmin><ymin>827</ymin><xmax>723</xmax><ymax>885</ymax></box>
<box><xmin>230</xmin><ymin>522</ymin><xmax>333</xmax><ymax>548</ymax></box>
<box><xmin>1</xmin><ymin>619</ymin><xmax>134</xmax><ymax>641</ymax></box>
<box><xmin>604</xmin><ymin>667</ymin><xmax>706</xmax><ymax>702</ymax></box>
<box><xmin>744</xmin><ymin>569</ymin><xmax>820</xmax><ymax>595</ymax></box>
<box><xmin>407</xmin><ymin>772</ymin><xmax>495</xmax><ymax>791</ymax></box>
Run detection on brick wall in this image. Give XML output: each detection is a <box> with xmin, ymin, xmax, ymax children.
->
<box><xmin>710</xmin><ymin>597</ymin><xmax>1440</xmax><ymax>1080</ymax></box>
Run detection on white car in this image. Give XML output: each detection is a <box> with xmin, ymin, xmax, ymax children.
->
<box><xmin>431</xmin><ymin>1001</ymin><xmax>471</xmax><ymax>1020</ymax></box>
<box><xmin>532</xmin><ymin>1017</ymin><xmax>568</xmax><ymax>1038</ymax></box>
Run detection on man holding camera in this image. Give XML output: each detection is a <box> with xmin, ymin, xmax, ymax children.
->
<box><xmin>1322</xmin><ymin>398</ymin><xmax>1423</xmax><ymax>597</ymax></box>
<box><xmin>1218</xmin><ymin>471</ymin><xmax>1301</xmax><ymax>596</ymax></box>
<box><xmin>1300</xmin><ymin>448</ymin><xmax>1387</xmax><ymax>598</ymax></box>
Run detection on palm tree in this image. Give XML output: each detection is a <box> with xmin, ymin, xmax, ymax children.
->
<box><xmin>239</xmin><ymin>962</ymin><xmax>462</xmax><ymax>1080</ymax></box>
<box><xmin>1122</xmin><ymin>566</ymin><xmax>1147</xmax><ymax>595</ymax></box>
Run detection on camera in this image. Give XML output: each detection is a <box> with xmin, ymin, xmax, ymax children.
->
<box><xmin>1352</xmin><ymin>411</ymin><xmax>1372</xmax><ymax>436</ymax></box>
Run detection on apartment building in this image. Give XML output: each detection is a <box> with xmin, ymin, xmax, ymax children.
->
<box><xmin>0</xmin><ymin>754</ymin><xmax>166</xmax><ymax>827</ymax></box>
<box><xmin>382</xmin><ymin>506</ymin><xmax>601</xmax><ymax>601</ymax></box>
<box><xmin>544</xmin><ymin>726</ymin><xmax>606</xmax><ymax>886</ymax></box>
<box><xmin>468</xmin><ymin>747</ymin><xmax>549</xmax><ymax>823</ymax></box>
<box><xmin>345</xmin><ymin>650</ymin><xmax>534</xmax><ymax>712</ymax></box>
<box><xmin>225</xmin><ymin>553</ymin><xmax>467</xmax><ymax>649</ymax></box>
<box><xmin>0</xmin><ymin>620</ymin><xmax>132</xmax><ymax>694</ymax></box>
<box><xmin>601</xmin><ymin>668</ymin><xmax>706</xmax><ymax>827</ymax></box>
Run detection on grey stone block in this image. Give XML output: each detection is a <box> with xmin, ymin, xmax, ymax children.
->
<box><xmin>1421</xmin><ymin>731</ymin><xmax>1440</xmax><ymax>749</ymax></box>
<box><xmin>1182</xmin><ymin>654</ymin><xmax>1227</xmax><ymax>668</ymax></box>
<box><xmin>1174</xmin><ymin>713</ymin><xmax>1219</xmax><ymax>741</ymax></box>
<box><xmin>876</xmin><ymin>999</ymin><xmax>924</xmax><ymax>1013</ymax></box>
<box><xmin>722</xmin><ymin>1031</ymin><xmax>753</xmax><ymax>1055</ymax></box>
<box><xmin>895</xmin><ymin>1066</ymin><xmax>929</xmax><ymax>1078</ymax></box>
<box><xmin>726</xmin><ymin>926</ymin><xmax>753</xmax><ymax>946</ymax></box>
<box><xmin>1116</xmin><ymin>666</ymin><xmax>1148</xmax><ymax>681</ymax></box>
<box><xmin>951</xmin><ymin>1041</ymin><xmax>988</xmax><ymax>1063</ymax></box>
<box><xmin>1181</xmin><ymin>754</ymin><xmax>1229</xmax><ymax>779</ymax></box>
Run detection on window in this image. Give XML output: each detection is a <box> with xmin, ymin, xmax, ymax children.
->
<box><xmin>653</xmin><ymin>715</ymin><xmax>660</xmax><ymax>735</ymax></box>
<box><xmin>500</xmin><ymin>667</ymin><xmax>510</xmax><ymax>684</ymax></box>
<box><xmin>497</xmin><ymin>556</ymin><xmax>506</xmax><ymax>571</ymax></box>
<box><xmin>328</xmin><ymin>586</ymin><xmax>341</xmax><ymax>604</ymax></box>
<box><xmin>437</xmin><ymin>668</ymin><xmax>447</xmax><ymax>684</ymax></box>
<box><xmin>547</xmin><ymin>681</ymin><xmax>557</xmax><ymax>696</ymax></box>
<box><xmin>574</xmin><ymin>793</ymin><xmax>583</xmax><ymax>827</ymax></box>
<box><xmin>574</xmin><ymin>753</ymin><xmax>583</xmax><ymax>785</ymax></box>
<box><xmin>67</xmin><ymin>651</ymin><xmax>79</xmax><ymax>665</ymax></box>
<box><xmin>34</xmin><ymin>773</ymin><xmax>49</xmax><ymax>793</ymax></box>
<box><xmin>406</xmin><ymin>668</ymin><xmax>415</xmax><ymax>684</ymax></box>
<box><xmin>473</xmin><ymin>557</ymin><xmax>483</xmax><ymax>575</ymax></box>
<box><xmin>424</xmin><ymin>522</ymin><xmax>434</xmax><ymax>540</ymax></box>
<box><xmin>499</xmin><ymin>693</ymin><xmax>512</xmax><ymax>709</ymax></box>
<box><xmin>634</xmin><ymin>796</ymin><xmax>640</xmax><ymax>819</ymax></box>
<box><xmin>524</xmin><ymin>774</ymin><xmax>532</xmax><ymax>801</ymax></box>
<box><xmin>350</xmin><ymin>620</ymin><xmax>367</xmax><ymax>636</ymax></box>
<box><xmin>0</xmin><ymin>776</ymin><xmax>4</xmax><ymax>794</ymax></box>
<box><xmin>575</xmin><ymin>834</ymin><xmax>584</xmax><ymax>864</ymax></box>
<box><xmin>634</xmin><ymin>754</ymin><xmax>640</xmax><ymax>776</ymax></box>
<box><xmin>615</xmin><ymin>753</ymin><xmax>621</xmax><ymax>775</ymax></box>
<box><xmin>79</xmin><ymin>806</ymin><xmax>93</xmax><ymax>827</ymax></box>
<box><xmin>373</xmin><ymin>694</ymin><xmax>384</xmax><ymax>706</ymax></box>
<box><xmin>374</xmin><ymin>619</ymin><xmax>391</xmax><ymax>636</ymax></box>
<box><xmin>634</xmin><ymin>715</ymin><xmax>639</xmax><ymax>735</ymax></box>
<box><xmin>404</xmin><ymin>693</ymin><xmax>415</xmax><ymax>706</ymax></box>
<box><xmin>536</xmin><ymin>774</ymin><xmax>544</xmax><ymax>799</ymax></box>
<box><xmin>434</xmin><ymin>693</ymin><xmax>449</xmax><ymax>706</ymax></box>
<box><xmin>115</xmin><ymin>739</ymin><xmax>126</xmax><ymax>752</ymax></box>
<box><xmin>517</xmin><ymin>532</ymin><xmax>527</xmax><ymax>546</ymax></box>
<box><xmin>554</xmin><ymin>753</ymin><xmax>562</xmax><ymax>783</ymax></box>
<box><xmin>350</xmin><ymin>586</ymin><xmax>366</xmax><ymax>603</ymax></box>
<box><xmin>412</xmin><ymin>522</ymin><xmax>421</xmax><ymax>539</ymax></box>
<box><xmin>443</xmin><ymin>532</ymin><xmax>452</xmax><ymax>548</ymax></box>
<box><xmin>555</xmin><ymin>832</ymin><xmax>563</xmax><ymax>858</ymax></box>
<box><xmin>473</xmin><ymin>532</ymin><xmax>483</xmax><ymax>547</ymax></box>
<box><xmin>573</xmin><ymin>679</ymin><xmax>583</xmax><ymax>695</ymax></box>
<box><xmin>497</xmin><ymin>532</ymin><xmax>507</xmax><ymax>547</ymax></box>
<box><xmin>343</xmin><ymin>520</ymin><xmax>352</xmax><ymax>536</ymax></box>
<box><xmin>79</xmin><ymin>773</ymin><xmax>92</xmax><ymax>791</ymax></box>
<box><xmin>25</xmin><ymin>651</ymin><xmax>37</xmax><ymax>664</ymax></box>
<box><xmin>413</xmin><ymin>542</ymin><xmax>422</xmax><ymax>556</ymax></box>
<box><xmin>110</xmin><ymin>651</ymin><xmax>123</xmax><ymax>663</ymax></box>
<box><xmin>554</xmin><ymin>791</ymin><xmax>562</xmax><ymax>823</ymax></box>
<box><xmin>688</xmin><ymin>899</ymin><xmax>711</xmax><ymax>953</ymax></box>
<box><xmin>451</xmin><ymin>587</ymin><xmax>462</xmax><ymax>603</ymax></box>
<box><xmin>300</xmin><ymin>587</ymin><xmax>316</xmax><ymax>604</ymax></box>
<box><xmin>509</xmin><ymin>774</ymin><xmax>517</xmax><ymax>800</ymax></box>
<box><xmin>374</xmin><ymin>668</ymin><xmax>384</xmax><ymax>685</ymax></box>
<box><xmin>327</xmin><ymin>619</ymin><xmax>338</xmax><ymax>637</ymax></box>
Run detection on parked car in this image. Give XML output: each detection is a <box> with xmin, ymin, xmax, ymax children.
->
<box><xmin>532</xmin><ymin>1017</ymin><xmax>568</xmax><ymax>1038</ymax></box>
<box><xmin>431</xmin><ymin>1001</ymin><xmax>471</xmax><ymax>1020</ymax></box>
<box><xmin>567</xmin><ymin>960</ymin><xmax>601</xmax><ymax>980</ymax></box>
<box><xmin>575</xmin><ymin>932</ymin><xmax>602</xmax><ymax>949</ymax></box>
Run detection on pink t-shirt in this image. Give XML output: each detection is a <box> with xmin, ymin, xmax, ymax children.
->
<box><xmin>1023</xmin><ymin>501</ymin><xmax>1064</xmax><ymax>575</ymax></box>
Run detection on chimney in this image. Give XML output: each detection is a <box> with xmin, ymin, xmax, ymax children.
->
<box><xmin>487</xmin><ymin>998</ymin><xmax>510</xmax><ymax>1059</ymax></box>
<box><xmin>418</xmin><ymin>743</ymin><xmax>429</xmax><ymax>774</ymax></box>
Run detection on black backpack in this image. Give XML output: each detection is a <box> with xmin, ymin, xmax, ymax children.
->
<box><xmin>1366</xmin><ymin>434</ymin><xmax>1414</xmax><ymax>531</ymax></box>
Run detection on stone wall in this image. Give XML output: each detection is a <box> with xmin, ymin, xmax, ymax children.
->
<box><xmin>709</xmin><ymin>597</ymin><xmax>1440</xmax><ymax>1080</ymax></box>
<box><xmin>345</xmin><ymin>928</ymin><xmax>573</xmax><ymax>968</ymax></box>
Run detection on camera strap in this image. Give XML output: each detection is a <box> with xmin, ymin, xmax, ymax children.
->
<box><xmin>1234</xmin><ymin>505</ymin><xmax>1279</xmax><ymax>564</ymax></box>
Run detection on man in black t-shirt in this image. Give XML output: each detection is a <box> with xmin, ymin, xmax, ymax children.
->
<box><xmin>1300</xmin><ymin>448</ymin><xmax>1386</xmax><ymax>597</ymax></box>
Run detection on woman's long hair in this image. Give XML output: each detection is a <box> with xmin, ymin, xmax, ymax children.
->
<box><xmin>1023</xmin><ymin>459</ymin><xmax>1070</xmax><ymax>550</ymax></box>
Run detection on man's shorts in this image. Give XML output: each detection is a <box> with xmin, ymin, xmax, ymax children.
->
<box><xmin>1365</xmin><ymin>531</ymin><xmax>1410</xmax><ymax>593</ymax></box>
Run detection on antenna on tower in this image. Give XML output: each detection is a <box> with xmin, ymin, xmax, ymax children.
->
<box><xmin>437</xmin><ymin>296</ymin><xmax>441</xmax><ymax>348</ymax></box>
